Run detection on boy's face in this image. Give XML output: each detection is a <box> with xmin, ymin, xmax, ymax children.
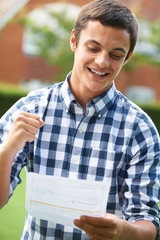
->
<box><xmin>70</xmin><ymin>20</ymin><xmax>131</xmax><ymax>102</ymax></box>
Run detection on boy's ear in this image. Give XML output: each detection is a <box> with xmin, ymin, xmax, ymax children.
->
<box><xmin>70</xmin><ymin>29</ymin><xmax>77</xmax><ymax>52</ymax></box>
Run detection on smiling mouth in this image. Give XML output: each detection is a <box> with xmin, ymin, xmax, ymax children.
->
<box><xmin>88</xmin><ymin>68</ymin><xmax>109</xmax><ymax>77</ymax></box>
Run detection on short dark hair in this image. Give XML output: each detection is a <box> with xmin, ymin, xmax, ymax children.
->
<box><xmin>74</xmin><ymin>0</ymin><xmax>138</xmax><ymax>60</ymax></box>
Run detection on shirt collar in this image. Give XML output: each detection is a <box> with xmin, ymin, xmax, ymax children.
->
<box><xmin>92</xmin><ymin>82</ymin><xmax>118</xmax><ymax>116</ymax></box>
<box><xmin>60</xmin><ymin>72</ymin><xmax>76</xmax><ymax>111</ymax></box>
<box><xmin>60</xmin><ymin>72</ymin><xmax>118</xmax><ymax>116</ymax></box>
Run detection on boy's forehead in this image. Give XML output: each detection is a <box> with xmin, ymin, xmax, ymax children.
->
<box><xmin>80</xmin><ymin>20</ymin><xmax>129</xmax><ymax>37</ymax></box>
<box><xmin>78</xmin><ymin>20</ymin><xmax>130</xmax><ymax>49</ymax></box>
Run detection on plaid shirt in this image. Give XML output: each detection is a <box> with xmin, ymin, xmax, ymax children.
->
<box><xmin>0</xmin><ymin>73</ymin><xmax>160</xmax><ymax>240</ymax></box>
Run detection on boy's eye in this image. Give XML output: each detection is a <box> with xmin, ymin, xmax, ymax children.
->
<box><xmin>110</xmin><ymin>54</ymin><xmax>123</xmax><ymax>60</ymax></box>
<box><xmin>87</xmin><ymin>46</ymin><xmax>99</xmax><ymax>52</ymax></box>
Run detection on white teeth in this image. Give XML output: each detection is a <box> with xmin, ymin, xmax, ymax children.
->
<box><xmin>90</xmin><ymin>68</ymin><xmax>107</xmax><ymax>76</ymax></box>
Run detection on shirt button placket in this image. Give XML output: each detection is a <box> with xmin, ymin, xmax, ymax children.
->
<box><xmin>72</xmin><ymin>155</ymin><xmax>79</xmax><ymax>163</ymax></box>
<box><xmin>78</xmin><ymin>128</ymin><xmax>84</xmax><ymax>134</ymax></box>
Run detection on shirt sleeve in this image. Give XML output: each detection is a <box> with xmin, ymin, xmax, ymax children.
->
<box><xmin>123</xmin><ymin>113</ymin><xmax>160</xmax><ymax>238</ymax></box>
<box><xmin>0</xmin><ymin>86</ymin><xmax>54</xmax><ymax>201</ymax></box>
<box><xmin>0</xmin><ymin>94</ymin><xmax>39</xmax><ymax>199</ymax></box>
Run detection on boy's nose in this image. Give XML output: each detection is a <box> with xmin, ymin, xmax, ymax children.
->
<box><xmin>95</xmin><ymin>52</ymin><xmax>110</xmax><ymax>68</ymax></box>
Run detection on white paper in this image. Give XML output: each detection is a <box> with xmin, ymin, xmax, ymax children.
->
<box><xmin>25</xmin><ymin>172</ymin><xmax>109</xmax><ymax>227</ymax></box>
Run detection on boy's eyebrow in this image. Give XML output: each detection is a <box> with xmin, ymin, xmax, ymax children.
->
<box><xmin>113</xmin><ymin>47</ymin><xmax>127</xmax><ymax>54</ymax></box>
<box><xmin>86</xmin><ymin>39</ymin><xmax>102</xmax><ymax>47</ymax></box>
<box><xmin>86</xmin><ymin>39</ymin><xmax>127</xmax><ymax>54</ymax></box>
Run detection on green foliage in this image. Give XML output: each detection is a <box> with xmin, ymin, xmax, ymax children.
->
<box><xmin>124</xmin><ymin>19</ymin><xmax>160</xmax><ymax>72</ymax></box>
<box><xmin>149</xmin><ymin>20</ymin><xmax>160</xmax><ymax>51</ymax></box>
<box><xmin>20</xmin><ymin>10</ymin><xmax>75</xmax><ymax>82</ymax></box>
<box><xmin>0</xmin><ymin>84</ymin><xmax>160</xmax><ymax>135</ymax></box>
<box><xmin>139</xmin><ymin>103</ymin><xmax>160</xmax><ymax>134</ymax></box>
<box><xmin>0</xmin><ymin>84</ymin><xmax>28</xmax><ymax>117</ymax></box>
<box><xmin>124</xmin><ymin>53</ymin><xmax>160</xmax><ymax>72</ymax></box>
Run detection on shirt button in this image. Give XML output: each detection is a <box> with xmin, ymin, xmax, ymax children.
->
<box><xmin>78</xmin><ymin>128</ymin><xmax>84</xmax><ymax>134</ymax></box>
<box><xmin>72</xmin><ymin>156</ymin><xmax>79</xmax><ymax>163</ymax></box>
<box><xmin>65</xmin><ymin>108</ymin><xmax>68</xmax><ymax>113</ymax></box>
<box><xmin>98</xmin><ymin>114</ymin><xmax>102</xmax><ymax>118</ymax></box>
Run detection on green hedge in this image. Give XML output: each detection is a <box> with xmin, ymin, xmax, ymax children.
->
<box><xmin>139</xmin><ymin>104</ymin><xmax>160</xmax><ymax>134</ymax></box>
<box><xmin>0</xmin><ymin>84</ymin><xmax>28</xmax><ymax>117</ymax></box>
<box><xmin>0</xmin><ymin>85</ymin><xmax>160</xmax><ymax>134</ymax></box>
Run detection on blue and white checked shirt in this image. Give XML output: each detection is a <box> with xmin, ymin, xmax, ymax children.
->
<box><xmin>0</xmin><ymin>72</ymin><xmax>160</xmax><ymax>240</ymax></box>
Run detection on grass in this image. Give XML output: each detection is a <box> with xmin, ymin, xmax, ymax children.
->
<box><xmin>0</xmin><ymin>169</ymin><xmax>26</xmax><ymax>240</ymax></box>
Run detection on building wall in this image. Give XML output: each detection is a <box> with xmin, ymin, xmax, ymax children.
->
<box><xmin>0</xmin><ymin>0</ymin><xmax>90</xmax><ymax>85</ymax></box>
<box><xmin>0</xmin><ymin>22</ymin><xmax>25</xmax><ymax>84</ymax></box>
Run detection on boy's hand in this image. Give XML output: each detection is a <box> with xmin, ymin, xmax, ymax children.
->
<box><xmin>74</xmin><ymin>213</ymin><xmax>123</xmax><ymax>240</ymax></box>
<box><xmin>5</xmin><ymin>111</ymin><xmax>44</xmax><ymax>153</ymax></box>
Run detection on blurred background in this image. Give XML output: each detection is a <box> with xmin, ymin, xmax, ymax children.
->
<box><xmin>0</xmin><ymin>0</ymin><xmax>160</xmax><ymax>239</ymax></box>
<box><xmin>0</xmin><ymin>0</ymin><xmax>160</xmax><ymax>103</ymax></box>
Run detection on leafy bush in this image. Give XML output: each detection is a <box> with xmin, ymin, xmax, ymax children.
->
<box><xmin>0</xmin><ymin>85</ymin><xmax>160</xmax><ymax>135</ymax></box>
<box><xmin>139</xmin><ymin>104</ymin><xmax>160</xmax><ymax>134</ymax></box>
<box><xmin>0</xmin><ymin>84</ymin><xmax>28</xmax><ymax>117</ymax></box>
<box><xmin>20</xmin><ymin>7</ymin><xmax>76</xmax><ymax>83</ymax></box>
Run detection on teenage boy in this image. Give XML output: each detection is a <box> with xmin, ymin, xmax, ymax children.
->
<box><xmin>0</xmin><ymin>0</ymin><xmax>159</xmax><ymax>239</ymax></box>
